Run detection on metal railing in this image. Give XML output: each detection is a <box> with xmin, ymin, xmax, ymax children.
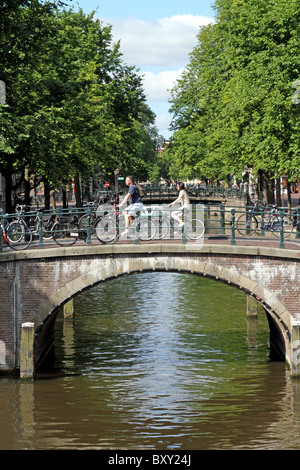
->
<box><xmin>142</xmin><ymin>185</ymin><xmax>247</xmax><ymax>199</ymax></box>
<box><xmin>0</xmin><ymin>202</ymin><xmax>299</xmax><ymax>252</ymax></box>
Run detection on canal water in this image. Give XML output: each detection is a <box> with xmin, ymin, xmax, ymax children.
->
<box><xmin>1</xmin><ymin>272</ymin><xmax>300</xmax><ymax>451</ymax></box>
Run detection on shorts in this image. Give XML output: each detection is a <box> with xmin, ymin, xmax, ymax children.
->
<box><xmin>124</xmin><ymin>202</ymin><xmax>144</xmax><ymax>216</ymax></box>
<box><xmin>170</xmin><ymin>204</ymin><xmax>190</xmax><ymax>215</ymax></box>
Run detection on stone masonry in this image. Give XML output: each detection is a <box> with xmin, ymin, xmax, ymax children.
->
<box><xmin>0</xmin><ymin>243</ymin><xmax>299</xmax><ymax>376</ymax></box>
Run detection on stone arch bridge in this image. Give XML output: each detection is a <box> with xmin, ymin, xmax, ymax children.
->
<box><xmin>0</xmin><ymin>243</ymin><xmax>300</xmax><ymax>378</ymax></box>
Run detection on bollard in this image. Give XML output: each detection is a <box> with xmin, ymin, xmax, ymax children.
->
<box><xmin>291</xmin><ymin>320</ymin><xmax>300</xmax><ymax>377</ymax></box>
<box><xmin>63</xmin><ymin>298</ymin><xmax>74</xmax><ymax>319</ymax></box>
<box><xmin>20</xmin><ymin>322</ymin><xmax>35</xmax><ymax>379</ymax></box>
<box><xmin>247</xmin><ymin>295</ymin><xmax>258</xmax><ymax>317</ymax></box>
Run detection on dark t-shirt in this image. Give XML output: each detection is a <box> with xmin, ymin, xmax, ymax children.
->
<box><xmin>129</xmin><ymin>184</ymin><xmax>142</xmax><ymax>204</ymax></box>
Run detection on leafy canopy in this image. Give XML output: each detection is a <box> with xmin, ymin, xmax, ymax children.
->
<box><xmin>167</xmin><ymin>0</ymin><xmax>300</xmax><ymax>183</ymax></box>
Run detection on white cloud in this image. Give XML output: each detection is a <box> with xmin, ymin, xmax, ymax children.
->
<box><xmin>155</xmin><ymin>114</ymin><xmax>172</xmax><ymax>135</ymax></box>
<box><xmin>105</xmin><ymin>14</ymin><xmax>214</xmax><ymax>67</ymax></box>
<box><xmin>139</xmin><ymin>69</ymin><xmax>185</xmax><ymax>101</ymax></box>
<box><xmin>171</xmin><ymin>14</ymin><xmax>213</xmax><ymax>28</ymax></box>
<box><xmin>100</xmin><ymin>14</ymin><xmax>214</xmax><ymax>137</ymax></box>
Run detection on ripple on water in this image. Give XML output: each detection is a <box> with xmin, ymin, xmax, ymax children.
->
<box><xmin>1</xmin><ymin>272</ymin><xmax>297</xmax><ymax>450</ymax></box>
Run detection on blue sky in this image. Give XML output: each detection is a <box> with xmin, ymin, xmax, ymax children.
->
<box><xmin>63</xmin><ymin>0</ymin><xmax>216</xmax><ymax>139</ymax></box>
<box><xmin>67</xmin><ymin>0</ymin><xmax>215</xmax><ymax>20</ymax></box>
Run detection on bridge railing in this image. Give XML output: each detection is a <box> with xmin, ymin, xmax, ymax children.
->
<box><xmin>142</xmin><ymin>185</ymin><xmax>247</xmax><ymax>199</ymax></box>
<box><xmin>204</xmin><ymin>203</ymin><xmax>300</xmax><ymax>246</ymax></box>
<box><xmin>0</xmin><ymin>203</ymin><xmax>299</xmax><ymax>251</ymax></box>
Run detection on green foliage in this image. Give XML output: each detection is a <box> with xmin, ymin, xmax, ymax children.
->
<box><xmin>0</xmin><ymin>1</ymin><xmax>158</xmax><ymax>204</ymax></box>
<box><xmin>168</xmin><ymin>0</ymin><xmax>300</xmax><ymax>183</ymax></box>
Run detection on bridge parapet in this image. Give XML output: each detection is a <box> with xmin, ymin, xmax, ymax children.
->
<box><xmin>0</xmin><ymin>243</ymin><xmax>299</xmax><ymax>378</ymax></box>
<box><xmin>143</xmin><ymin>185</ymin><xmax>247</xmax><ymax>200</ymax></box>
<box><xmin>142</xmin><ymin>186</ymin><xmax>247</xmax><ymax>205</ymax></box>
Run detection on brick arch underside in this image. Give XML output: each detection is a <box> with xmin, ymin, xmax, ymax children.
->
<box><xmin>33</xmin><ymin>256</ymin><xmax>291</xmax><ymax>368</ymax></box>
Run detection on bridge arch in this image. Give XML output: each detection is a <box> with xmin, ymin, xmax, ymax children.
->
<box><xmin>34</xmin><ymin>254</ymin><xmax>290</xmax><ymax>372</ymax></box>
<box><xmin>1</xmin><ymin>244</ymin><xmax>299</xmax><ymax>377</ymax></box>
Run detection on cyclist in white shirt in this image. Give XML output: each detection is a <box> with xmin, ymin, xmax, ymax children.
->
<box><xmin>168</xmin><ymin>182</ymin><xmax>190</xmax><ymax>227</ymax></box>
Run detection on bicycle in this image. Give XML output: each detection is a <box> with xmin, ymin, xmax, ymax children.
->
<box><xmin>94</xmin><ymin>204</ymin><xmax>156</xmax><ymax>244</ymax></box>
<box><xmin>52</xmin><ymin>204</ymin><xmax>120</xmax><ymax>246</ymax></box>
<box><xmin>77</xmin><ymin>203</ymin><xmax>118</xmax><ymax>244</ymax></box>
<box><xmin>79</xmin><ymin>193</ymin><xmax>115</xmax><ymax>231</ymax></box>
<box><xmin>0</xmin><ymin>209</ymin><xmax>33</xmax><ymax>250</ymax></box>
<box><xmin>52</xmin><ymin>211</ymin><xmax>86</xmax><ymax>246</ymax></box>
<box><xmin>15</xmin><ymin>204</ymin><xmax>56</xmax><ymax>240</ymax></box>
<box><xmin>51</xmin><ymin>204</ymin><xmax>117</xmax><ymax>246</ymax></box>
<box><xmin>78</xmin><ymin>203</ymin><xmax>108</xmax><ymax>238</ymax></box>
<box><xmin>236</xmin><ymin>200</ymin><xmax>294</xmax><ymax>238</ymax></box>
<box><xmin>156</xmin><ymin>206</ymin><xmax>205</xmax><ymax>240</ymax></box>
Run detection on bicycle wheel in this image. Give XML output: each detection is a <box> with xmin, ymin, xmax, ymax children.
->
<box><xmin>35</xmin><ymin>214</ymin><xmax>56</xmax><ymax>240</ymax></box>
<box><xmin>95</xmin><ymin>216</ymin><xmax>119</xmax><ymax>244</ymax></box>
<box><xmin>6</xmin><ymin>220</ymin><xmax>25</xmax><ymax>243</ymax></box>
<box><xmin>79</xmin><ymin>214</ymin><xmax>95</xmax><ymax>231</ymax></box>
<box><xmin>153</xmin><ymin>216</ymin><xmax>169</xmax><ymax>239</ymax></box>
<box><xmin>185</xmin><ymin>218</ymin><xmax>205</xmax><ymax>240</ymax></box>
<box><xmin>138</xmin><ymin>218</ymin><xmax>156</xmax><ymax>240</ymax></box>
<box><xmin>78</xmin><ymin>213</ymin><xmax>95</xmax><ymax>241</ymax></box>
<box><xmin>52</xmin><ymin>221</ymin><xmax>78</xmax><ymax>246</ymax></box>
<box><xmin>6</xmin><ymin>220</ymin><xmax>33</xmax><ymax>250</ymax></box>
<box><xmin>236</xmin><ymin>213</ymin><xmax>259</xmax><ymax>236</ymax></box>
<box><xmin>272</xmin><ymin>215</ymin><xmax>294</xmax><ymax>238</ymax></box>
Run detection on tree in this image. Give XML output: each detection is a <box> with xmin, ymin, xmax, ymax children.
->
<box><xmin>168</xmin><ymin>0</ymin><xmax>300</xmax><ymax>202</ymax></box>
<box><xmin>0</xmin><ymin>0</ymin><xmax>63</xmax><ymax>210</ymax></box>
<box><xmin>0</xmin><ymin>2</ymin><xmax>158</xmax><ymax>210</ymax></box>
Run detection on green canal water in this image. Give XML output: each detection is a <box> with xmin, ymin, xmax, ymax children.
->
<box><xmin>1</xmin><ymin>272</ymin><xmax>300</xmax><ymax>450</ymax></box>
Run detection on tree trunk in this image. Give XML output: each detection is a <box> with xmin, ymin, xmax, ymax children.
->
<box><xmin>287</xmin><ymin>180</ymin><xmax>292</xmax><ymax>212</ymax></box>
<box><xmin>275</xmin><ymin>178</ymin><xmax>281</xmax><ymax>207</ymax></box>
<box><xmin>62</xmin><ymin>189</ymin><xmax>68</xmax><ymax>209</ymax></box>
<box><xmin>258</xmin><ymin>170</ymin><xmax>275</xmax><ymax>204</ymax></box>
<box><xmin>43</xmin><ymin>178</ymin><xmax>51</xmax><ymax>210</ymax></box>
<box><xmin>50</xmin><ymin>189</ymin><xmax>56</xmax><ymax>210</ymax></box>
<box><xmin>74</xmin><ymin>174</ymin><xmax>82</xmax><ymax>207</ymax></box>
<box><xmin>24</xmin><ymin>168</ymin><xmax>31</xmax><ymax>206</ymax></box>
<box><xmin>4</xmin><ymin>172</ymin><xmax>13</xmax><ymax>213</ymax></box>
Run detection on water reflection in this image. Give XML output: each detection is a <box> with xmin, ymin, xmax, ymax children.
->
<box><xmin>1</xmin><ymin>272</ymin><xmax>300</xmax><ymax>450</ymax></box>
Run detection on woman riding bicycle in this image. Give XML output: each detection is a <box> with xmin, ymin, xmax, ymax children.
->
<box><xmin>168</xmin><ymin>182</ymin><xmax>190</xmax><ymax>228</ymax></box>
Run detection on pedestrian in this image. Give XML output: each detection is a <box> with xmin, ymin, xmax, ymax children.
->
<box><xmin>168</xmin><ymin>181</ymin><xmax>190</xmax><ymax>228</ymax></box>
<box><xmin>119</xmin><ymin>176</ymin><xmax>144</xmax><ymax>236</ymax></box>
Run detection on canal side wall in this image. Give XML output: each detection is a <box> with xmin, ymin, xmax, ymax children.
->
<box><xmin>0</xmin><ymin>244</ymin><xmax>299</xmax><ymax>376</ymax></box>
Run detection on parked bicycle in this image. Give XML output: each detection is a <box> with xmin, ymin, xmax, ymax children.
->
<box><xmin>52</xmin><ymin>204</ymin><xmax>121</xmax><ymax>246</ymax></box>
<box><xmin>0</xmin><ymin>209</ymin><xmax>32</xmax><ymax>250</ymax></box>
<box><xmin>236</xmin><ymin>200</ymin><xmax>294</xmax><ymax>238</ymax></box>
<box><xmin>52</xmin><ymin>210</ymin><xmax>86</xmax><ymax>246</ymax></box>
<box><xmin>15</xmin><ymin>204</ymin><xmax>56</xmax><ymax>240</ymax></box>
<box><xmin>78</xmin><ymin>203</ymin><xmax>109</xmax><ymax>237</ymax></box>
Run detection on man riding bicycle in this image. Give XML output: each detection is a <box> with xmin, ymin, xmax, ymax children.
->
<box><xmin>119</xmin><ymin>176</ymin><xmax>144</xmax><ymax>236</ymax></box>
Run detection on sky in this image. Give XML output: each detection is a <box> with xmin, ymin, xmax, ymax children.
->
<box><xmin>63</xmin><ymin>0</ymin><xmax>216</xmax><ymax>139</ymax></box>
